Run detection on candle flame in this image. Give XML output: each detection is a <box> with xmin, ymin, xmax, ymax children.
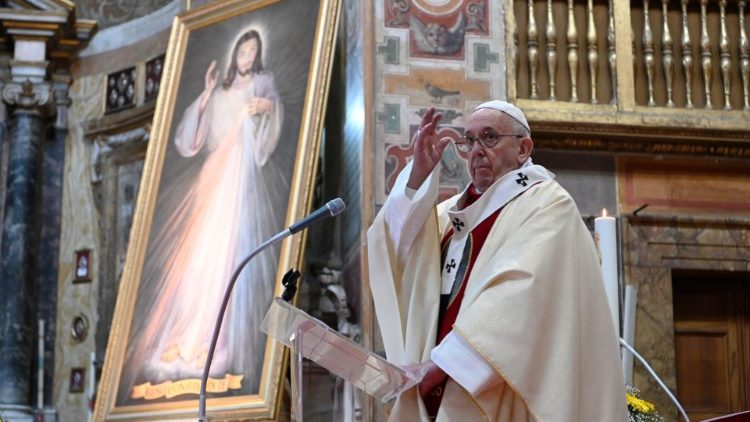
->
<box><xmin>602</xmin><ymin>208</ymin><xmax>608</xmax><ymax>217</ymax></box>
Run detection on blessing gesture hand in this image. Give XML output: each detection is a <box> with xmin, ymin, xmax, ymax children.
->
<box><xmin>199</xmin><ymin>60</ymin><xmax>219</xmax><ymax>111</ymax></box>
<box><xmin>407</xmin><ymin>107</ymin><xmax>451</xmax><ymax>190</ymax></box>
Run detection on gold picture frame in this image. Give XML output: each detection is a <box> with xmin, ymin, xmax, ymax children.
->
<box><xmin>94</xmin><ymin>0</ymin><xmax>340</xmax><ymax>419</ymax></box>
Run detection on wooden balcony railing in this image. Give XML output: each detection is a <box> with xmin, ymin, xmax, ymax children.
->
<box><xmin>507</xmin><ymin>0</ymin><xmax>750</xmax><ymax>148</ymax></box>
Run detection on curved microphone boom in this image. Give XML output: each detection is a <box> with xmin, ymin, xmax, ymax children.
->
<box><xmin>289</xmin><ymin>197</ymin><xmax>345</xmax><ymax>234</ymax></box>
<box><xmin>198</xmin><ymin>198</ymin><xmax>346</xmax><ymax>421</ymax></box>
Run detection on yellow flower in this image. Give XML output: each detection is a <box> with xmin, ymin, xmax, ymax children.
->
<box><xmin>627</xmin><ymin>392</ymin><xmax>656</xmax><ymax>414</ymax></box>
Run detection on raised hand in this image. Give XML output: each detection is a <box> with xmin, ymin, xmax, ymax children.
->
<box><xmin>407</xmin><ymin>107</ymin><xmax>451</xmax><ymax>190</ymax></box>
<box><xmin>199</xmin><ymin>60</ymin><xmax>219</xmax><ymax>111</ymax></box>
<box><xmin>204</xmin><ymin>61</ymin><xmax>218</xmax><ymax>91</ymax></box>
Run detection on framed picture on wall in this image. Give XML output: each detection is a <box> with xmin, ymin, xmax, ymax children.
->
<box><xmin>70</xmin><ymin>367</ymin><xmax>86</xmax><ymax>394</ymax></box>
<box><xmin>94</xmin><ymin>0</ymin><xmax>341</xmax><ymax>419</ymax></box>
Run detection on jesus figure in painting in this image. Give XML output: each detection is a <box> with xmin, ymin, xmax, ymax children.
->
<box><xmin>119</xmin><ymin>28</ymin><xmax>284</xmax><ymax>404</ymax></box>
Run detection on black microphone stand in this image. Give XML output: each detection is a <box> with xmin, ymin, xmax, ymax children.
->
<box><xmin>197</xmin><ymin>198</ymin><xmax>344</xmax><ymax>420</ymax></box>
<box><xmin>280</xmin><ymin>269</ymin><xmax>301</xmax><ymax>303</ymax></box>
<box><xmin>197</xmin><ymin>230</ymin><xmax>288</xmax><ymax>421</ymax></box>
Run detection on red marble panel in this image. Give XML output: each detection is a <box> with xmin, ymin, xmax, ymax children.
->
<box><xmin>618</xmin><ymin>157</ymin><xmax>750</xmax><ymax>214</ymax></box>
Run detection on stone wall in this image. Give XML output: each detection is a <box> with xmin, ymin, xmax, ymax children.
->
<box><xmin>54</xmin><ymin>3</ymin><xmax>177</xmax><ymax>418</ymax></box>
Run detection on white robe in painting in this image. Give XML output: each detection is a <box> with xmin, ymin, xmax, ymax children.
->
<box><xmin>119</xmin><ymin>72</ymin><xmax>284</xmax><ymax>403</ymax></box>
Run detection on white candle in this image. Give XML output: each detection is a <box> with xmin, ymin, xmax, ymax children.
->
<box><xmin>595</xmin><ymin>209</ymin><xmax>620</xmax><ymax>337</ymax></box>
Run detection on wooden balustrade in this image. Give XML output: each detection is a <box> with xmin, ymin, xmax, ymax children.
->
<box><xmin>512</xmin><ymin>0</ymin><xmax>750</xmax><ymax>111</ymax></box>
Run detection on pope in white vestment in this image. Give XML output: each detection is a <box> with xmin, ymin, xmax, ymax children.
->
<box><xmin>368</xmin><ymin>101</ymin><xmax>627</xmax><ymax>421</ymax></box>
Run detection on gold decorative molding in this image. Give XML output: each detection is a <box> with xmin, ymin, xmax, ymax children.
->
<box><xmin>0</xmin><ymin>9</ymin><xmax>68</xmax><ymax>36</ymax></box>
<box><xmin>518</xmin><ymin>98</ymin><xmax>750</xmax><ymax>156</ymax></box>
<box><xmin>0</xmin><ymin>6</ymin><xmax>97</xmax><ymax>71</ymax></box>
<box><xmin>74</xmin><ymin>19</ymin><xmax>97</xmax><ymax>39</ymax></box>
<box><xmin>625</xmin><ymin>213</ymin><xmax>750</xmax><ymax>230</ymax></box>
<box><xmin>535</xmin><ymin>136</ymin><xmax>750</xmax><ymax>158</ymax></box>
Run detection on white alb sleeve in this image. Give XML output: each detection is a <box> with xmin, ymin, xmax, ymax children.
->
<box><xmin>382</xmin><ymin>161</ymin><xmax>440</xmax><ymax>270</ymax></box>
<box><xmin>431</xmin><ymin>331</ymin><xmax>500</xmax><ymax>396</ymax></box>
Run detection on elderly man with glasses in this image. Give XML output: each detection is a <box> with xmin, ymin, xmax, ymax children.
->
<box><xmin>367</xmin><ymin>101</ymin><xmax>627</xmax><ymax>421</ymax></box>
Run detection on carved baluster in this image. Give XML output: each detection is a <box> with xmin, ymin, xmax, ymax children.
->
<box><xmin>567</xmin><ymin>0</ymin><xmax>579</xmax><ymax>102</ymax></box>
<box><xmin>700</xmin><ymin>0</ymin><xmax>713</xmax><ymax>108</ymax></box>
<box><xmin>719</xmin><ymin>0</ymin><xmax>732</xmax><ymax>109</ymax></box>
<box><xmin>528</xmin><ymin>0</ymin><xmax>540</xmax><ymax>99</ymax></box>
<box><xmin>515</xmin><ymin>12</ymin><xmax>521</xmax><ymax>95</ymax></box>
<box><xmin>644</xmin><ymin>0</ymin><xmax>657</xmax><ymax>106</ymax></box>
<box><xmin>608</xmin><ymin>0</ymin><xmax>618</xmax><ymax>103</ymax></box>
<box><xmin>662</xmin><ymin>0</ymin><xmax>675</xmax><ymax>107</ymax></box>
<box><xmin>587</xmin><ymin>0</ymin><xmax>599</xmax><ymax>103</ymax></box>
<box><xmin>740</xmin><ymin>0</ymin><xmax>750</xmax><ymax>110</ymax></box>
<box><xmin>681</xmin><ymin>0</ymin><xmax>694</xmax><ymax>108</ymax></box>
<box><xmin>547</xmin><ymin>0</ymin><xmax>558</xmax><ymax>100</ymax></box>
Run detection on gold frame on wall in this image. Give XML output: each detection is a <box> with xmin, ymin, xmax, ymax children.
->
<box><xmin>94</xmin><ymin>0</ymin><xmax>340</xmax><ymax>419</ymax></box>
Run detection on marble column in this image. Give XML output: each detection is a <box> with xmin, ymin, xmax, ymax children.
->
<box><xmin>0</xmin><ymin>82</ymin><xmax>49</xmax><ymax>419</ymax></box>
<box><xmin>34</xmin><ymin>81</ymin><xmax>69</xmax><ymax>408</ymax></box>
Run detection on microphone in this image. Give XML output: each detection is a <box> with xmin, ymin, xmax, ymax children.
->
<box><xmin>198</xmin><ymin>198</ymin><xmax>346</xmax><ymax>420</ymax></box>
<box><xmin>289</xmin><ymin>198</ymin><xmax>346</xmax><ymax>234</ymax></box>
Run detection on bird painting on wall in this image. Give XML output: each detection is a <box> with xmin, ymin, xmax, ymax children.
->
<box><xmin>409</xmin><ymin>13</ymin><xmax>466</xmax><ymax>55</ymax></box>
<box><xmin>418</xmin><ymin>77</ymin><xmax>460</xmax><ymax>104</ymax></box>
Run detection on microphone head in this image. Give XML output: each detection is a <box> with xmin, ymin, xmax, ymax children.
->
<box><xmin>326</xmin><ymin>198</ymin><xmax>346</xmax><ymax>216</ymax></box>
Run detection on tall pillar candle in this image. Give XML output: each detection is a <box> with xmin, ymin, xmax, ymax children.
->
<box><xmin>595</xmin><ymin>209</ymin><xmax>620</xmax><ymax>337</ymax></box>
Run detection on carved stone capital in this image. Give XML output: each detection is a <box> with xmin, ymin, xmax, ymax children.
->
<box><xmin>2</xmin><ymin>80</ymin><xmax>52</xmax><ymax>110</ymax></box>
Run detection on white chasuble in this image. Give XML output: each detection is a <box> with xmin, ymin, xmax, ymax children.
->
<box><xmin>368</xmin><ymin>160</ymin><xmax>627</xmax><ymax>421</ymax></box>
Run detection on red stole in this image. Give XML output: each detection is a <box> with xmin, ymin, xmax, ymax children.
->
<box><xmin>424</xmin><ymin>185</ymin><xmax>502</xmax><ymax>416</ymax></box>
<box><xmin>436</xmin><ymin>207</ymin><xmax>502</xmax><ymax>343</ymax></box>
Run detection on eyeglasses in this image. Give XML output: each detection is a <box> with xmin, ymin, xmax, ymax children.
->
<box><xmin>454</xmin><ymin>130</ymin><xmax>523</xmax><ymax>153</ymax></box>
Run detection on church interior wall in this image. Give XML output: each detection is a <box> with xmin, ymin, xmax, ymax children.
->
<box><xmin>54</xmin><ymin>69</ymin><xmax>106</xmax><ymax>422</ymax></box>
<box><xmin>623</xmin><ymin>212</ymin><xmax>750</xmax><ymax>420</ymax></box>
<box><xmin>617</xmin><ymin>154</ymin><xmax>750</xmax><ymax>419</ymax></box>
<box><xmin>53</xmin><ymin>4</ymin><xmax>177</xmax><ymax>419</ymax></box>
<box><xmin>532</xmin><ymin>149</ymin><xmax>617</xmax><ymax>217</ymax></box>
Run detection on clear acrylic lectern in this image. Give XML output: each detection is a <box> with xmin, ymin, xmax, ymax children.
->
<box><xmin>260</xmin><ymin>298</ymin><xmax>420</xmax><ymax>421</ymax></box>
